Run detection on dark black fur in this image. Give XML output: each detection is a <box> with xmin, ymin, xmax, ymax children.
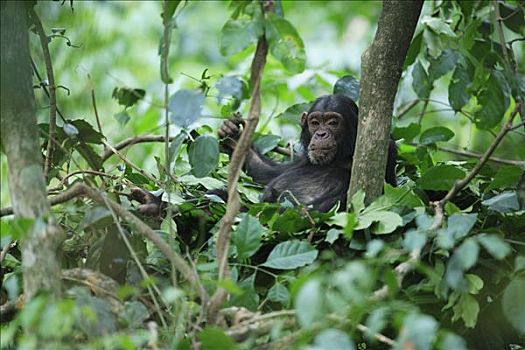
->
<box><xmin>238</xmin><ymin>94</ymin><xmax>397</xmax><ymax>212</ymax></box>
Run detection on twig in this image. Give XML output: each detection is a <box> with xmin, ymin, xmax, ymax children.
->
<box><xmin>207</xmin><ymin>36</ymin><xmax>269</xmax><ymax>324</ymax></box>
<box><xmin>0</xmin><ymin>242</ymin><xmax>14</xmax><ymax>263</ymax></box>
<box><xmin>101</xmin><ymin>135</ymin><xmax>176</xmax><ymax>162</ymax></box>
<box><xmin>395</xmin><ymin>99</ymin><xmax>419</xmax><ymax>119</ymax></box>
<box><xmin>409</xmin><ymin>143</ymin><xmax>523</xmax><ymax>166</ymax></box>
<box><xmin>417</xmin><ymin>99</ymin><xmax>429</xmax><ymax>124</ymax></box>
<box><xmin>356</xmin><ymin>323</ymin><xmax>397</xmax><ymax>347</ymax></box>
<box><xmin>90</xmin><ymin>83</ymin><xmax>103</xmax><ymax>136</ymax></box>
<box><xmin>29</xmin><ymin>8</ymin><xmax>57</xmax><ymax>179</ymax></box>
<box><xmin>48</xmin><ymin>170</ymin><xmax>117</xmax><ymax>192</ymax></box>
<box><xmin>102</xmin><ymin>140</ymin><xmax>161</xmax><ymax>186</ymax></box>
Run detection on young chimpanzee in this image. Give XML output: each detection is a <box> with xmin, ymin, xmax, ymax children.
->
<box><xmin>218</xmin><ymin>94</ymin><xmax>397</xmax><ymax>212</ymax></box>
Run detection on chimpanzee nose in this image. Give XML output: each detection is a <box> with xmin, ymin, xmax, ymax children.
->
<box><xmin>315</xmin><ymin>130</ymin><xmax>328</xmax><ymax>139</ymax></box>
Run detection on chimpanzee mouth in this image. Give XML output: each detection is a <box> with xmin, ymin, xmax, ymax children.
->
<box><xmin>307</xmin><ymin>149</ymin><xmax>336</xmax><ymax>165</ymax></box>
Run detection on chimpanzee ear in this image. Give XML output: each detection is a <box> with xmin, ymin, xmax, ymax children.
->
<box><xmin>300</xmin><ymin>112</ymin><xmax>308</xmax><ymax>125</ymax></box>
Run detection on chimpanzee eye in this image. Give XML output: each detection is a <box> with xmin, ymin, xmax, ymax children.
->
<box><xmin>328</xmin><ymin>120</ymin><xmax>339</xmax><ymax>127</ymax></box>
<box><xmin>310</xmin><ymin>120</ymin><xmax>320</xmax><ymax>127</ymax></box>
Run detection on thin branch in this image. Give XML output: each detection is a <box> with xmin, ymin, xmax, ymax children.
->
<box><xmin>395</xmin><ymin>99</ymin><xmax>419</xmax><ymax>119</ymax></box>
<box><xmin>410</xmin><ymin>143</ymin><xmax>523</xmax><ymax>166</ymax></box>
<box><xmin>29</xmin><ymin>8</ymin><xmax>57</xmax><ymax>179</ymax></box>
<box><xmin>207</xmin><ymin>37</ymin><xmax>268</xmax><ymax>324</ymax></box>
<box><xmin>90</xmin><ymin>83</ymin><xmax>103</xmax><ymax>136</ymax></box>
<box><xmin>102</xmin><ymin>140</ymin><xmax>161</xmax><ymax>185</ymax></box>
<box><xmin>101</xmin><ymin>135</ymin><xmax>176</xmax><ymax>162</ymax></box>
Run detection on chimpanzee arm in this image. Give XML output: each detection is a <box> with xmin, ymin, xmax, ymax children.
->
<box><xmin>244</xmin><ymin>149</ymin><xmax>297</xmax><ymax>185</ymax></box>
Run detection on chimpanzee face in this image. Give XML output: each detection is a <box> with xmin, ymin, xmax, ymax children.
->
<box><xmin>301</xmin><ymin>111</ymin><xmax>344</xmax><ymax>165</ymax></box>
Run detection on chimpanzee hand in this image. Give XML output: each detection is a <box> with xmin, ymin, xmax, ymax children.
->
<box><xmin>129</xmin><ymin>188</ymin><xmax>165</xmax><ymax>216</ymax></box>
<box><xmin>218</xmin><ymin>113</ymin><xmax>245</xmax><ymax>153</ymax></box>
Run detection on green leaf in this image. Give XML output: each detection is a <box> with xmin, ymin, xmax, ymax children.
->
<box><xmin>327</xmin><ymin>213</ymin><xmax>357</xmax><ymax>237</ymax></box>
<box><xmin>220</xmin><ymin>18</ymin><xmax>263</xmax><ymax>56</ymax></box>
<box><xmin>112</xmin><ymin>87</ymin><xmax>145</xmax><ymax>108</ymax></box>
<box><xmin>455</xmin><ymin>238</ymin><xmax>479</xmax><ymax>270</ymax></box>
<box><xmin>276</xmin><ymin>102</ymin><xmax>312</xmax><ymax>122</ymax></box>
<box><xmin>70</xmin><ymin>119</ymin><xmax>104</xmax><ymax>144</ymax></box>
<box><xmin>350</xmin><ymin>189</ymin><xmax>366</xmax><ymax>213</ymax></box>
<box><xmin>198</xmin><ymin>327</ymin><xmax>237</xmax><ymax>350</ymax></box>
<box><xmin>392</xmin><ymin>123</ymin><xmax>421</xmax><ymax>142</ymax></box>
<box><xmin>465</xmin><ymin>274</ymin><xmax>484</xmax><ymax>295</ymax></box>
<box><xmin>398</xmin><ymin>313</ymin><xmax>438</xmax><ymax>350</ymax></box>
<box><xmin>265</xmin><ymin>14</ymin><xmax>306</xmax><ymax>73</ymax></box>
<box><xmin>429</xmin><ymin>49</ymin><xmax>460</xmax><ymax>81</ymax></box>
<box><xmin>168</xmin><ymin>131</ymin><xmax>188</xmax><ymax>165</ymax></box>
<box><xmin>419</xmin><ymin>126</ymin><xmax>455</xmax><ymax>145</ymax></box>
<box><xmin>261</xmin><ymin>240</ymin><xmax>318</xmax><ymax>270</ymax></box>
<box><xmin>215</xmin><ymin>75</ymin><xmax>245</xmax><ymax>104</ymax></box>
<box><xmin>232</xmin><ymin>214</ymin><xmax>264</xmax><ymax>260</ymax></box>
<box><xmin>325</xmin><ymin>228</ymin><xmax>341</xmax><ymax>244</ymax></box>
<box><xmin>449</xmin><ymin>64</ymin><xmax>472</xmax><ymax>112</ymax></box>
<box><xmin>114</xmin><ymin>111</ymin><xmax>130</xmax><ymax>126</ymax></box>
<box><xmin>437</xmin><ymin>213</ymin><xmax>478</xmax><ymax>249</ymax></box>
<box><xmin>267</xmin><ymin>283</ymin><xmax>290</xmax><ymax>306</ymax></box>
<box><xmin>485</xmin><ymin>166</ymin><xmax>523</xmax><ymax>192</ymax></box>
<box><xmin>295</xmin><ymin>278</ymin><xmax>324</xmax><ymax>327</ymax></box>
<box><xmin>271</xmin><ymin>208</ymin><xmax>310</xmax><ymax>234</ymax></box>
<box><xmin>422</xmin><ymin>17</ymin><xmax>457</xmax><ymax>38</ymax></box>
<box><xmin>412</xmin><ymin>61</ymin><xmax>432</xmax><ymax>99</ymax></box>
<box><xmin>482</xmin><ymin>192</ymin><xmax>520</xmax><ymax>213</ymax></box>
<box><xmin>452</xmin><ymin>294</ymin><xmax>479</xmax><ymax>328</ymax></box>
<box><xmin>355</xmin><ymin>209</ymin><xmax>403</xmax><ymax>234</ymax></box>
<box><xmin>499</xmin><ymin>2</ymin><xmax>525</xmax><ymax>34</ymax></box>
<box><xmin>477</xmin><ymin>234</ymin><xmax>511</xmax><ymax>260</ymax></box>
<box><xmin>502</xmin><ymin>278</ymin><xmax>525</xmax><ymax>334</ymax></box>
<box><xmin>333</xmin><ymin>75</ymin><xmax>360</xmax><ymax>101</ymax></box>
<box><xmin>178</xmin><ymin>175</ymin><xmax>223</xmax><ymax>190</ymax></box>
<box><xmin>253</xmin><ymin>134</ymin><xmax>281</xmax><ymax>155</ymax></box>
<box><xmin>418</xmin><ymin>165</ymin><xmax>465</xmax><ymax>191</ymax></box>
<box><xmin>403</xmin><ymin>229</ymin><xmax>427</xmax><ymax>253</ymax></box>
<box><xmin>79</xmin><ymin>206</ymin><xmax>112</xmax><ymax>230</ymax></box>
<box><xmin>122</xmin><ymin>301</ymin><xmax>149</xmax><ymax>328</ymax></box>
<box><xmin>440</xmin><ymin>333</ymin><xmax>468</xmax><ymax>350</ymax></box>
<box><xmin>404</xmin><ymin>30</ymin><xmax>423</xmax><ymax>69</ymax></box>
<box><xmin>168</xmin><ymin>89</ymin><xmax>205</xmax><ymax>128</ymax></box>
<box><xmin>474</xmin><ymin>71</ymin><xmax>510</xmax><ymax>130</ymax></box>
<box><xmin>310</xmin><ymin>329</ymin><xmax>356</xmax><ymax>350</ymax></box>
<box><xmin>188</xmin><ymin>135</ymin><xmax>219</xmax><ymax>178</ymax></box>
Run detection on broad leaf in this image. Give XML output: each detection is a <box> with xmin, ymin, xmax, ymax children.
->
<box><xmin>482</xmin><ymin>192</ymin><xmax>520</xmax><ymax>213</ymax></box>
<box><xmin>429</xmin><ymin>49</ymin><xmax>460</xmax><ymax>81</ymax></box>
<box><xmin>422</xmin><ymin>17</ymin><xmax>457</xmax><ymax>37</ymax></box>
<box><xmin>502</xmin><ymin>278</ymin><xmax>525</xmax><ymax>334</ymax></box>
<box><xmin>267</xmin><ymin>283</ymin><xmax>290</xmax><ymax>306</ymax></box>
<box><xmin>474</xmin><ymin>71</ymin><xmax>510</xmax><ymax>130</ymax></box>
<box><xmin>477</xmin><ymin>234</ymin><xmax>511</xmax><ymax>260</ymax></box>
<box><xmin>333</xmin><ymin>75</ymin><xmax>360</xmax><ymax>101</ymax></box>
<box><xmin>253</xmin><ymin>134</ymin><xmax>281</xmax><ymax>155</ymax></box>
<box><xmin>412</xmin><ymin>61</ymin><xmax>432</xmax><ymax>99</ymax></box>
<box><xmin>419</xmin><ymin>126</ymin><xmax>455</xmax><ymax>145</ymax></box>
<box><xmin>188</xmin><ymin>135</ymin><xmax>219</xmax><ymax>178</ymax></box>
<box><xmin>418</xmin><ymin>165</ymin><xmax>465</xmax><ymax>191</ymax></box>
<box><xmin>168</xmin><ymin>89</ymin><xmax>205</xmax><ymax>128</ymax></box>
<box><xmin>398</xmin><ymin>313</ymin><xmax>438</xmax><ymax>350</ymax></box>
<box><xmin>449</xmin><ymin>64</ymin><xmax>472</xmax><ymax>112</ymax></box>
<box><xmin>215</xmin><ymin>75</ymin><xmax>245</xmax><ymax>103</ymax></box>
<box><xmin>265</xmin><ymin>14</ymin><xmax>305</xmax><ymax>73</ymax></box>
<box><xmin>295</xmin><ymin>278</ymin><xmax>324</xmax><ymax>327</ymax></box>
<box><xmin>232</xmin><ymin>214</ymin><xmax>264</xmax><ymax>260</ymax></box>
<box><xmin>198</xmin><ymin>327</ymin><xmax>237</xmax><ymax>350</ymax></box>
<box><xmin>220</xmin><ymin>17</ymin><xmax>263</xmax><ymax>56</ymax></box>
<box><xmin>112</xmin><ymin>87</ymin><xmax>145</xmax><ymax>108</ymax></box>
<box><xmin>310</xmin><ymin>329</ymin><xmax>356</xmax><ymax>350</ymax></box>
<box><xmin>261</xmin><ymin>240</ymin><xmax>318</xmax><ymax>270</ymax></box>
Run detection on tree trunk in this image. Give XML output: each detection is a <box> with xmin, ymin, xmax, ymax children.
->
<box><xmin>348</xmin><ymin>0</ymin><xmax>422</xmax><ymax>205</ymax></box>
<box><xmin>1</xmin><ymin>1</ymin><xmax>63</xmax><ymax>298</ymax></box>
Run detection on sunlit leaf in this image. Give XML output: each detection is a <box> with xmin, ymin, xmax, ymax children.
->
<box><xmin>253</xmin><ymin>134</ymin><xmax>281</xmax><ymax>155</ymax></box>
<box><xmin>220</xmin><ymin>18</ymin><xmax>263</xmax><ymax>56</ymax></box>
<box><xmin>477</xmin><ymin>234</ymin><xmax>511</xmax><ymax>260</ymax></box>
<box><xmin>422</xmin><ymin>17</ymin><xmax>457</xmax><ymax>37</ymax></box>
<box><xmin>198</xmin><ymin>327</ymin><xmax>237</xmax><ymax>350</ymax></box>
<box><xmin>262</xmin><ymin>240</ymin><xmax>318</xmax><ymax>270</ymax></box>
<box><xmin>265</xmin><ymin>13</ymin><xmax>305</xmax><ymax>73</ymax></box>
<box><xmin>309</xmin><ymin>329</ymin><xmax>356</xmax><ymax>350</ymax></box>
<box><xmin>168</xmin><ymin>89</ymin><xmax>205</xmax><ymax>128</ymax></box>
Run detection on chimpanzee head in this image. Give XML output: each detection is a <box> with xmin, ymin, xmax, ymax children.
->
<box><xmin>300</xmin><ymin>94</ymin><xmax>359</xmax><ymax>165</ymax></box>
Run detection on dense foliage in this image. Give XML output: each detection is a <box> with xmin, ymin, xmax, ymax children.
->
<box><xmin>1</xmin><ymin>1</ymin><xmax>524</xmax><ymax>349</ymax></box>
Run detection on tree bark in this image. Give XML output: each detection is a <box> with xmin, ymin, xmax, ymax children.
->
<box><xmin>348</xmin><ymin>0</ymin><xmax>422</xmax><ymax>205</ymax></box>
<box><xmin>1</xmin><ymin>1</ymin><xmax>63</xmax><ymax>298</ymax></box>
